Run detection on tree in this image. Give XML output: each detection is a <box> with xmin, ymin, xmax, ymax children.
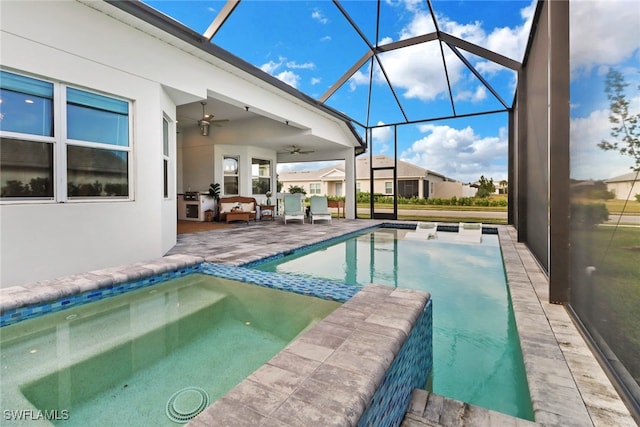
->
<box><xmin>597</xmin><ymin>69</ymin><xmax>640</xmax><ymax>172</ymax></box>
<box><xmin>288</xmin><ymin>185</ymin><xmax>306</xmax><ymax>195</ymax></box>
<box><xmin>476</xmin><ymin>175</ymin><xmax>495</xmax><ymax>198</ymax></box>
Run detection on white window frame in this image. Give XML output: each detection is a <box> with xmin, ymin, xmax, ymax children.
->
<box><xmin>223</xmin><ymin>155</ymin><xmax>239</xmax><ymax>195</ymax></box>
<box><xmin>251</xmin><ymin>158</ymin><xmax>271</xmax><ymax>195</ymax></box>
<box><xmin>310</xmin><ymin>182</ymin><xmax>321</xmax><ymax>195</ymax></box>
<box><xmin>385</xmin><ymin>181</ymin><xmax>393</xmax><ymax>194</ymax></box>
<box><xmin>162</xmin><ymin>115</ymin><xmax>171</xmax><ymax>199</ymax></box>
<box><xmin>0</xmin><ymin>69</ymin><xmax>133</xmax><ymax>203</ymax></box>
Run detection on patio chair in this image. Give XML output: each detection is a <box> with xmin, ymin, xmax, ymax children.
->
<box><xmin>310</xmin><ymin>196</ymin><xmax>332</xmax><ymax>224</ymax></box>
<box><xmin>457</xmin><ymin>222</ymin><xmax>483</xmax><ymax>243</ymax></box>
<box><xmin>283</xmin><ymin>194</ymin><xmax>305</xmax><ymax>224</ymax></box>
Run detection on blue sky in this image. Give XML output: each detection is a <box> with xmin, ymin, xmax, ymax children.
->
<box><xmin>145</xmin><ymin>0</ymin><xmax>639</xmax><ymax>183</ymax></box>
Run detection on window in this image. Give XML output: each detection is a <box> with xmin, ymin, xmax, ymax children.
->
<box><xmin>310</xmin><ymin>183</ymin><xmax>321</xmax><ymax>194</ymax></box>
<box><xmin>163</xmin><ymin>117</ymin><xmax>169</xmax><ymax>198</ymax></box>
<box><xmin>223</xmin><ymin>156</ymin><xmax>239</xmax><ymax>195</ymax></box>
<box><xmin>251</xmin><ymin>158</ymin><xmax>271</xmax><ymax>194</ymax></box>
<box><xmin>66</xmin><ymin>88</ymin><xmax>129</xmax><ymax>198</ymax></box>
<box><xmin>0</xmin><ymin>71</ymin><xmax>54</xmax><ymax>198</ymax></box>
<box><xmin>356</xmin><ymin>182</ymin><xmax>361</xmax><ymax>193</ymax></box>
<box><xmin>385</xmin><ymin>181</ymin><xmax>393</xmax><ymax>194</ymax></box>
<box><xmin>0</xmin><ymin>70</ymin><xmax>131</xmax><ymax>201</ymax></box>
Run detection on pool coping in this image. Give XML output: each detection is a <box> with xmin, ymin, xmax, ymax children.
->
<box><xmin>0</xmin><ymin>220</ymin><xmax>635</xmax><ymax>426</ymax></box>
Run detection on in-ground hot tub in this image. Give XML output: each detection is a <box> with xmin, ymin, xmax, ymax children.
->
<box><xmin>0</xmin><ymin>274</ymin><xmax>340</xmax><ymax>426</ymax></box>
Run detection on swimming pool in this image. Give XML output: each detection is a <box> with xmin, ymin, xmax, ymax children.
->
<box><xmin>252</xmin><ymin>226</ymin><xmax>534</xmax><ymax>420</ymax></box>
<box><xmin>0</xmin><ymin>274</ymin><xmax>340</xmax><ymax>426</ymax></box>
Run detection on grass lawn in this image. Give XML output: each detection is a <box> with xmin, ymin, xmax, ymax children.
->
<box><xmin>360</xmin><ymin>203</ymin><xmax>507</xmax><ymax>212</ymax></box>
<box><xmin>571</xmin><ymin>226</ymin><xmax>640</xmax><ymax>383</ymax></box>
<box><xmin>355</xmin><ymin>212</ymin><xmax>506</xmax><ymax>224</ymax></box>
<box><xmin>605</xmin><ymin>199</ymin><xmax>640</xmax><ymax>214</ymax></box>
<box><xmin>571</xmin><ymin>198</ymin><xmax>640</xmax><ymax>214</ymax></box>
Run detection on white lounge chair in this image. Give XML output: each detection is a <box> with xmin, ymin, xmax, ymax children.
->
<box><xmin>404</xmin><ymin>221</ymin><xmax>438</xmax><ymax>240</ymax></box>
<box><xmin>457</xmin><ymin>222</ymin><xmax>483</xmax><ymax>242</ymax></box>
<box><xmin>283</xmin><ymin>194</ymin><xmax>305</xmax><ymax>224</ymax></box>
<box><xmin>310</xmin><ymin>196</ymin><xmax>332</xmax><ymax>224</ymax></box>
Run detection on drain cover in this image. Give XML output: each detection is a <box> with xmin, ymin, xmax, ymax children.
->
<box><xmin>166</xmin><ymin>387</ymin><xmax>209</xmax><ymax>423</ymax></box>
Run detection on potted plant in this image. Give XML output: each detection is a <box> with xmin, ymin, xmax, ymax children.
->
<box><xmin>208</xmin><ymin>183</ymin><xmax>221</xmax><ymax>221</ymax></box>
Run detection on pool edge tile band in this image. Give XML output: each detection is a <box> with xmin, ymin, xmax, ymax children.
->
<box><xmin>1</xmin><ymin>261</ymin><xmax>361</xmax><ymax>327</ymax></box>
<box><xmin>199</xmin><ymin>263</ymin><xmax>360</xmax><ymax>303</ymax></box>
<box><xmin>0</xmin><ymin>266</ymin><xmax>200</xmax><ymax>327</ymax></box>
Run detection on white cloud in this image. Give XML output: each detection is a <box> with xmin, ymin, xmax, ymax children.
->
<box><xmin>454</xmin><ymin>86</ymin><xmax>487</xmax><ymax>103</ymax></box>
<box><xmin>260</xmin><ymin>60</ymin><xmax>282</xmax><ymax>74</ymax></box>
<box><xmin>277</xmin><ymin>161</ymin><xmax>339</xmax><ymax>174</ymax></box>
<box><xmin>570</xmin><ymin>101</ymin><xmax>639</xmax><ymax>180</ymax></box>
<box><xmin>311</xmin><ymin>77</ymin><xmax>321</xmax><ymax>85</ymax></box>
<box><xmin>370</xmin><ymin>122</ymin><xmax>393</xmax><ymax>154</ymax></box>
<box><xmin>570</xmin><ymin>0</ymin><xmax>640</xmax><ymax>76</ymax></box>
<box><xmin>372</xmin><ymin>122</ymin><xmax>392</xmax><ymax>142</ymax></box>
<box><xmin>349</xmin><ymin>70</ymin><xmax>370</xmax><ymax>91</ymax></box>
<box><xmin>350</xmin><ymin>1</ymin><xmax>533</xmax><ymax>103</ymax></box>
<box><xmin>312</xmin><ymin>8</ymin><xmax>329</xmax><ymax>24</ymax></box>
<box><xmin>260</xmin><ymin>58</ymin><xmax>305</xmax><ymax>88</ymax></box>
<box><xmin>276</xmin><ymin>70</ymin><xmax>301</xmax><ymax>88</ymax></box>
<box><xmin>400</xmin><ymin>124</ymin><xmax>508</xmax><ymax>182</ymax></box>
<box><xmin>286</xmin><ymin>61</ymin><xmax>315</xmax><ymax>70</ymax></box>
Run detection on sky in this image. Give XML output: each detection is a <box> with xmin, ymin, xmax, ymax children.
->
<box><xmin>145</xmin><ymin>0</ymin><xmax>640</xmax><ymax>183</ymax></box>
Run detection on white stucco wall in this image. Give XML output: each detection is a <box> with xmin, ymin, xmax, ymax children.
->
<box><xmin>0</xmin><ymin>2</ymin><xmax>179</xmax><ymax>287</ymax></box>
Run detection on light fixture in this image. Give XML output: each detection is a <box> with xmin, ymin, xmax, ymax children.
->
<box><xmin>199</xmin><ymin>101</ymin><xmax>210</xmax><ymax>136</ymax></box>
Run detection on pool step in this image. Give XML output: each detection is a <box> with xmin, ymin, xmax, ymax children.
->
<box><xmin>402</xmin><ymin>389</ymin><xmax>540</xmax><ymax>427</ymax></box>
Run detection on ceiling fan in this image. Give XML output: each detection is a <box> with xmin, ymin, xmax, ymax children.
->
<box><xmin>197</xmin><ymin>101</ymin><xmax>228</xmax><ymax>135</ymax></box>
<box><xmin>283</xmin><ymin>145</ymin><xmax>315</xmax><ymax>155</ymax></box>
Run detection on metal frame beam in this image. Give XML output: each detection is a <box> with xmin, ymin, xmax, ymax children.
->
<box><xmin>202</xmin><ymin>0</ymin><xmax>240</xmax><ymax>40</ymax></box>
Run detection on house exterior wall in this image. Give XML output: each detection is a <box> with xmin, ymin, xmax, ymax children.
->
<box><xmin>0</xmin><ymin>1</ymin><xmax>180</xmax><ymax>287</ymax></box>
<box><xmin>607</xmin><ymin>180</ymin><xmax>640</xmax><ymax>200</ymax></box>
<box><xmin>432</xmin><ymin>182</ymin><xmax>476</xmax><ymax>198</ymax></box>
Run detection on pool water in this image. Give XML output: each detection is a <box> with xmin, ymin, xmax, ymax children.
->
<box><xmin>0</xmin><ymin>274</ymin><xmax>340</xmax><ymax>426</ymax></box>
<box><xmin>254</xmin><ymin>227</ymin><xmax>534</xmax><ymax>420</ymax></box>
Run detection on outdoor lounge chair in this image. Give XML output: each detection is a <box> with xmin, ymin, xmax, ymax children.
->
<box><xmin>405</xmin><ymin>221</ymin><xmax>438</xmax><ymax>240</ymax></box>
<box><xmin>457</xmin><ymin>222</ymin><xmax>483</xmax><ymax>242</ymax></box>
<box><xmin>310</xmin><ymin>196</ymin><xmax>332</xmax><ymax>224</ymax></box>
<box><xmin>283</xmin><ymin>194</ymin><xmax>305</xmax><ymax>224</ymax></box>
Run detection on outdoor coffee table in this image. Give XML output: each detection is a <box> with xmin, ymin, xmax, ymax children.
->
<box><xmin>226</xmin><ymin>211</ymin><xmax>250</xmax><ymax>224</ymax></box>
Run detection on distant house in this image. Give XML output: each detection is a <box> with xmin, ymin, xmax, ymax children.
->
<box><xmin>605</xmin><ymin>172</ymin><xmax>640</xmax><ymax>200</ymax></box>
<box><xmin>279</xmin><ymin>155</ymin><xmax>472</xmax><ymax>198</ymax></box>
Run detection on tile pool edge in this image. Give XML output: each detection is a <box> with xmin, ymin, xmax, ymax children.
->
<box><xmin>0</xmin><ymin>254</ymin><xmax>204</xmax><ymax>326</ymax></box>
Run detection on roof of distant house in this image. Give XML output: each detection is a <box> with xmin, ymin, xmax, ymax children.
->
<box><xmin>605</xmin><ymin>171</ymin><xmax>640</xmax><ymax>183</ymax></box>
